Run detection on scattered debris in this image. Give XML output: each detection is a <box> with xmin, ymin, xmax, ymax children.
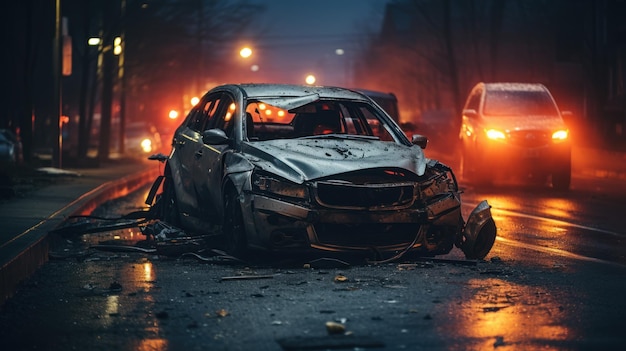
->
<box><xmin>325</xmin><ymin>321</ymin><xmax>346</xmax><ymax>335</ymax></box>
<box><xmin>483</xmin><ymin>306</ymin><xmax>508</xmax><ymax>313</ymax></box>
<box><xmin>333</xmin><ymin>275</ymin><xmax>348</xmax><ymax>283</ymax></box>
<box><xmin>221</xmin><ymin>274</ymin><xmax>274</xmax><ymax>281</ymax></box>
<box><xmin>50</xmin><ymin>215</ymin><xmax>149</xmax><ymax>237</ymax></box>
<box><xmin>91</xmin><ymin>244</ymin><xmax>156</xmax><ymax>253</ymax></box>
<box><xmin>415</xmin><ymin>256</ymin><xmax>479</xmax><ymax>266</ymax></box>
<box><xmin>216</xmin><ymin>309</ymin><xmax>229</xmax><ymax>317</ymax></box>
<box><xmin>76</xmin><ymin>281</ymin><xmax>123</xmax><ymax>297</ymax></box>
<box><xmin>494</xmin><ymin>336</ymin><xmax>506</xmax><ymax>347</ymax></box>
<box><xmin>308</xmin><ymin>258</ymin><xmax>351</xmax><ymax>269</ymax></box>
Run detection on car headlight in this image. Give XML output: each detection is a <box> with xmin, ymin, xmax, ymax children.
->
<box><xmin>552</xmin><ymin>129</ymin><xmax>568</xmax><ymax>142</ymax></box>
<box><xmin>253</xmin><ymin>173</ymin><xmax>309</xmax><ymax>200</ymax></box>
<box><xmin>485</xmin><ymin>128</ymin><xmax>506</xmax><ymax>140</ymax></box>
<box><xmin>140</xmin><ymin>138</ymin><xmax>153</xmax><ymax>152</ymax></box>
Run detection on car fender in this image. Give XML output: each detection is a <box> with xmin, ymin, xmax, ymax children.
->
<box><xmin>219</xmin><ymin>152</ymin><xmax>255</xmax><ymax>216</ymax></box>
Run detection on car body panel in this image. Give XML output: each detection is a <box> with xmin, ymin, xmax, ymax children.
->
<box><xmin>241</xmin><ymin>139</ymin><xmax>426</xmax><ymax>183</ymax></box>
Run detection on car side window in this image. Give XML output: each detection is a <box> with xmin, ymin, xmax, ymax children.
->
<box><xmin>188</xmin><ymin>94</ymin><xmax>221</xmax><ymax>132</ymax></box>
<box><xmin>206</xmin><ymin>93</ymin><xmax>236</xmax><ymax>138</ymax></box>
<box><xmin>466</xmin><ymin>89</ymin><xmax>482</xmax><ymax>111</ymax></box>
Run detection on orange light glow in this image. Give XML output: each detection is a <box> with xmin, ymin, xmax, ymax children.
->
<box><xmin>140</xmin><ymin>138</ymin><xmax>152</xmax><ymax>153</ymax></box>
<box><xmin>277</xmin><ymin>110</ymin><xmax>285</xmax><ymax>117</ymax></box>
<box><xmin>190</xmin><ymin>96</ymin><xmax>200</xmax><ymax>106</ymax></box>
<box><xmin>240</xmin><ymin>47</ymin><xmax>252</xmax><ymax>58</ymax></box>
<box><xmin>486</xmin><ymin>129</ymin><xmax>506</xmax><ymax>140</ymax></box>
<box><xmin>137</xmin><ymin>339</ymin><xmax>168</xmax><ymax>351</ymax></box>
<box><xmin>442</xmin><ymin>278</ymin><xmax>572</xmax><ymax>350</ymax></box>
<box><xmin>168</xmin><ymin>110</ymin><xmax>179</xmax><ymax>119</ymax></box>
<box><xmin>225</xmin><ymin>112</ymin><xmax>232</xmax><ymax>121</ymax></box>
<box><xmin>305</xmin><ymin>74</ymin><xmax>316</xmax><ymax>85</ymax></box>
<box><xmin>552</xmin><ymin>130</ymin><xmax>568</xmax><ymax>141</ymax></box>
<box><xmin>229</xmin><ymin>103</ymin><xmax>236</xmax><ymax>111</ymax></box>
<box><xmin>143</xmin><ymin>262</ymin><xmax>153</xmax><ymax>282</ymax></box>
<box><xmin>258</xmin><ymin>103</ymin><xmax>266</xmax><ymax>110</ymax></box>
<box><xmin>265</xmin><ymin>109</ymin><xmax>272</xmax><ymax>116</ymax></box>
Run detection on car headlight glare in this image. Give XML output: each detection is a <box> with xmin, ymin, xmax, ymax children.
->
<box><xmin>140</xmin><ymin>138</ymin><xmax>152</xmax><ymax>153</ymax></box>
<box><xmin>253</xmin><ymin>174</ymin><xmax>308</xmax><ymax>200</ymax></box>
<box><xmin>485</xmin><ymin>129</ymin><xmax>506</xmax><ymax>140</ymax></box>
<box><xmin>552</xmin><ymin>129</ymin><xmax>568</xmax><ymax>141</ymax></box>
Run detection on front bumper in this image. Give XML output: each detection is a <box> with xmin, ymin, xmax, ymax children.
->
<box><xmin>478</xmin><ymin>139</ymin><xmax>571</xmax><ymax>173</ymax></box>
<box><xmin>243</xmin><ymin>190</ymin><xmax>463</xmax><ymax>253</ymax></box>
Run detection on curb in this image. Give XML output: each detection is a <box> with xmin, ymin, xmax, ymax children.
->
<box><xmin>0</xmin><ymin>167</ymin><xmax>160</xmax><ymax>306</ymax></box>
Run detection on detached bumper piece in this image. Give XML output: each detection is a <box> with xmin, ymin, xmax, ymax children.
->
<box><xmin>458</xmin><ymin>200</ymin><xmax>497</xmax><ymax>259</ymax></box>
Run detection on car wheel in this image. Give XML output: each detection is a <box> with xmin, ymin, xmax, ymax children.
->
<box><xmin>223</xmin><ymin>188</ymin><xmax>248</xmax><ymax>258</ymax></box>
<box><xmin>160</xmin><ymin>176</ymin><xmax>181</xmax><ymax>226</ymax></box>
<box><xmin>461</xmin><ymin>217</ymin><xmax>497</xmax><ymax>260</ymax></box>
<box><xmin>552</xmin><ymin>160</ymin><xmax>571</xmax><ymax>191</ymax></box>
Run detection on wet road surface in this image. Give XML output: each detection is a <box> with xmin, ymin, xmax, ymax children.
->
<box><xmin>1</xmin><ymin>170</ymin><xmax>626</xmax><ymax>350</ymax></box>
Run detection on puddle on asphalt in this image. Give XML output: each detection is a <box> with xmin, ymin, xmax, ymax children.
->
<box><xmin>440</xmin><ymin>277</ymin><xmax>572</xmax><ymax>350</ymax></box>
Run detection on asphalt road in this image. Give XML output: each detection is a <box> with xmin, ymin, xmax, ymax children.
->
<box><xmin>1</xmin><ymin>168</ymin><xmax>625</xmax><ymax>350</ymax></box>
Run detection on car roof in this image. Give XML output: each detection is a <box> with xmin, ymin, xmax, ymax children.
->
<box><xmin>481</xmin><ymin>82</ymin><xmax>548</xmax><ymax>92</ymax></box>
<box><xmin>221</xmin><ymin>83</ymin><xmax>370</xmax><ymax>101</ymax></box>
<box><xmin>353</xmin><ymin>89</ymin><xmax>397</xmax><ymax>100</ymax></box>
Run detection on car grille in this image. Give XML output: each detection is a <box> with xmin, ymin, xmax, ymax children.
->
<box><xmin>507</xmin><ymin>130</ymin><xmax>551</xmax><ymax>147</ymax></box>
<box><xmin>314</xmin><ymin>223</ymin><xmax>420</xmax><ymax>248</ymax></box>
<box><xmin>314</xmin><ymin>181</ymin><xmax>416</xmax><ymax>209</ymax></box>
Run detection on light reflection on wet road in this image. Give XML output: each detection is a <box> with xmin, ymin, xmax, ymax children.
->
<box><xmin>2</xmin><ymin>169</ymin><xmax>626</xmax><ymax>350</ymax></box>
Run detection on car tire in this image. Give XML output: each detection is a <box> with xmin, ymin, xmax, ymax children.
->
<box><xmin>552</xmin><ymin>159</ymin><xmax>571</xmax><ymax>191</ymax></box>
<box><xmin>160</xmin><ymin>176</ymin><xmax>181</xmax><ymax>227</ymax></box>
<box><xmin>223</xmin><ymin>188</ymin><xmax>249</xmax><ymax>258</ymax></box>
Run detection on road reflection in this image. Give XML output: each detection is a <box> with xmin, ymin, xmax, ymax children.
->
<box><xmin>445</xmin><ymin>278</ymin><xmax>571</xmax><ymax>350</ymax></box>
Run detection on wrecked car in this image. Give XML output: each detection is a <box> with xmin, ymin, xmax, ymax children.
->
<box><xmin>147</xmin><ymin>83</ymin><xmax>496</xmax><ymax>260</ymax></box>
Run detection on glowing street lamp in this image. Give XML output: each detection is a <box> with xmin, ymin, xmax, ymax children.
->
<box><xmin>305</xmin><ymin>74</ymin><xmax>316</xmax><ymax>85</ymax></box>
<box><xmin>240</xmin><ymin>47</ymin><xmax>252</xmax><ymax>58</ymax></box>
<box><xmin>113</xmin><ymin>36</ymin><xmax>122</xmax><ymax>55</ymax></box>
<box><xmin>88</xmin><ymin>37</ymin><xmax>101</xmax><ymax>46</ymax></box>
<box><xmin>168</xmin><ymin>109</ymin><xmax>179</xmax><ymax>120</ymax></box>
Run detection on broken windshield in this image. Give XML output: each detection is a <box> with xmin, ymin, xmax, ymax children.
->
<box><xmin>244</xmin><ymin>99</ymin><xmax>400</xmax><ymax>143</ymax></box>
<box><xmin>257</xmin><ymin>94</ymin><xmax>320</xmax><ymax>111</ymax></box>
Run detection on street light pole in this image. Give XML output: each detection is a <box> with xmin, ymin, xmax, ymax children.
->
<box><xmin>53</xmin><ymin>0</ymin><xmax>62</xmax><ymax>168</ymax></box>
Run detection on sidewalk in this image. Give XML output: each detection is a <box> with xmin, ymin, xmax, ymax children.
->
<box><xmin>0</xmin><ymin>157</ymin><xmax>162</xmax><ymax>305</ymax></box>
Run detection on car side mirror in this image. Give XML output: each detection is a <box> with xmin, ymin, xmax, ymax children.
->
<box><xmin>411</xmin><ymin>134</ymin><xmax>428</xmax><ymax>149</ymax></box>
<box><xmin>463</xmin><ymin>109</ymin><xmax>478</xmax><ymax>119</ymax></box>
<box><xmin>202</xmin><ymin>128</ymin><xmax>230</xmax><ymax>145</ymax></box>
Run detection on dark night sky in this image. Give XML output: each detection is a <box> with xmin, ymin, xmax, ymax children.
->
<box><xmin>241</xmin><ymin>0</ymin><xmax>389</xmax><ymax>86</ymax></box>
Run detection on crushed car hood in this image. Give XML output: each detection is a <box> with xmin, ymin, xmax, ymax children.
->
<box><xmin>481</xmin><ymin>115</ymin><xmax>566</xmax><ymax>131</ymax></box>
<box><xmin>242</xmin><ymin>138</ymin><xmax>427</xmax><ymax>183</ymax></box>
